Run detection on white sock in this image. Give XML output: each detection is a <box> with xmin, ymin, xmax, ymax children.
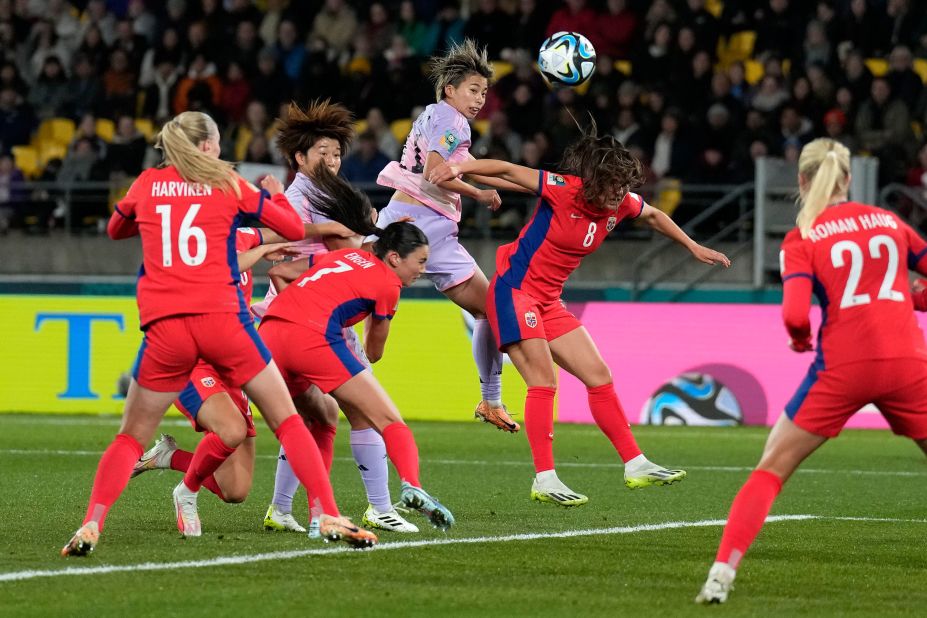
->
<box><xmin>624</xmin><ymin>454</ymin><xmax>650</xmax><ymax>475</ymax></box>
<box><xmin>536</xmin><ymin>469</ymin><xmax>559</xmax><ymax>484</ymax></box>
<box><xmin>350</xmin><ymin>428</ymin><xmax>392</xmax><ymax>512</ymax></box>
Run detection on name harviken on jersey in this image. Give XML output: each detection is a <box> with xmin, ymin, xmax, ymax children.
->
<box><xmin>807</xmin><ymin>212</ymin><xmax>898</xmax><ymax>242</ymax></box>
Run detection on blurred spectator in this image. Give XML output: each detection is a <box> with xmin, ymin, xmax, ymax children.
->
<box><xmin>56</xmin><ymin>137</ymin><xmax>109</xmax><ymax>229</ymax></box>
<box><xmin>906</xmin><ymin>142</ymin><xmax>927</xmax><ymax>201</ymax></box>
<box><xmin>243</xmin><ymin>133</ymin><xmax>274</xmax><ymax>164</ymax></box>
<box><xmin>465</xmin><ymin>0</ymin><xmax>512</xmax><ymax>59</ymax></box>
<box><xmin>126</xmin><ymin>0</ymin><xmax>157</xmax><ymax>44</ymax></box>
<box><xmin>70</xmin><ymin>113</ymin><xmax>108</xmax><ymax>158</ymax></box>
<box><xmin>107</xmin><ymin>114</ymin><xmax>146</xmax><ymax>176</ymax></box>
<box><xmin>365</xmin><ymin>107</ymin><xmax>399</xmax><ymax>160</ymax></box>
<box><xmin>311</xmin><ymin>0</ymin><xmax>357</xmax><ymax>55</ymax></box>
<box><xmin>0</xmin><ymin>61</ymin><xmax>27</xmax><ymax>97</ymax></box>
<box><xmin>691</xmin><ymin>103</ymin><xmax>735</xmax><ymax>183</ymax></box>
<box><xmin>296</xmin><ymin>43</ymin><xmax>343</xmax><ymax>104</ymax></box>
<box><xmin>778</xmin><ymin>104</ymin><xmax>813</xmax><ymax>150</ymax></box>
<box><xmin>886</xmin><ymin>45</ymin><xmax>922</xmax><ymax>108</ymax></box>
<box><xmin>855</xmin><ymin>76</ymin><xmax>914</xmax><ymax>181</ymax></box>
<box><xmin>611</xmin><ymin>107</ymin><xmax>645</xmax><ymax>150</ymax></box>
<box><xmin>473</xmin><ymin>110</ymin><xmax>522</xmax><ymax>161</ymax></box>
<box><xmin>141</xmin><ymin>58</ymin><xmax>180</xmax><ymax>124</ymax></box>
<box><xmin>424</xmin><ymin>1</ymin><xmax>465</xmax><ymax>56</ymax></box>
<box><xmin>801</xmin><ymin>20</ymin><xmax>833</xmax><ymax>71</ymax></box>
<box><xmin>342</xmin><ymin>131</ymin><xmax>390</xmax><ymax>183</ymax></box>
<box><xmin>274</xmin><ymin>19</ymin><xmax>305</xmax><ymax>82</ymax></box>
<box><xmin>751</xmin><ymin>75</ymin><xmax>790</xmax><ymax>114</ymax></box>
<box><xmin>754</xmin><ymin>0</ymin><xmax>802</xmax><ymax>64</ymax></box>
<box><xmin>650</xmin><ymin>107</ymin><xmax>695</xmax><ymax>180</ymax></box>
<box><xmin>138</xmin><ymin>27</ymin><xmax>185</xmax><ymax>89</ymax></box>
<box><xmin>162</xmin><ymin>0</ymin><xmax>191</xmax><ymax>39</ymax></box>
<box><xmin>259</xmin><ymin>0</ymin><xmax>287</xmax><ymax>47</ymax></box>
<box><xmin>111</xmin><ymin>19</ymin><xmax>146</xmax><ymax>73</ymax></box>
<box><xmin>65</xmin><ymin>54</ymin><xmax>103</xmax><ymax>119</ymax></box>
<box><xmin>397</xmin><ymin>1</ymin><xmax>429</xmax><ymax>57</ymax></box>
<box><xmin>678</xmin><ymin>0</ymin><xmax>720</xmax><ymax>56</ymax></box>
<box><xmin>838</xmin><ymin>0</ymin><xmax>877</xmax><ymax>57</ymax></box>
<box><xmin>875</xmin><ymin>0</ymin><xmax>923</xmax><ymax>54</ymax></box>
<box><xmin>80</xmin><ymin>0</ymin><xmax>117</xmax><ymax>46</ymax></box>
<box><xmin>46</xmin><ymin>0</ymin><xmax>81</xmax><ymax>51</ymax></box>
<box><xmin>0</xmin><ymin>153</ymin><xmax>25</xmax><ymax>234</ymax></box>
<box><xmin>823</xmin><ymin>108</ymin><xmax>856</xmax><ymax>151</ymax></box>
<box><xmin>226</xmin><ymin>0</ymin><xmax>263</xmax><ymax>35</ymax></box>
<box><xmin>250</xmin><ymin>48</ymin><xmax>291</xmax><ymax>114</ymax></box>
<box><xmin>77</xmin><ymin>25</ymin><xmax>110</xmax><ymax>75</ymax></box>
<box><xmin>228</xmin><ymin>20</ymin><xmax>262</xmax><ymax>78</ymax></box>
<box><xmin>27</xmin><ymin>55</ymin><xmax>69</xmax><ymax>120</ymax></box>
<box><xmin>597</xmin><ymin>0</ymin><xmax>637</xmax><ymax>59</ymax></box>
<box><xmin>633</xmin><ymin>21</ymin><xmax>673</xmax><ymax>89</ymax></box>
<box><xmin>219</xmin><ymin>61</ymin><xmax>252</xmax><ymax>125</ymax></box>
<box><xmin>28</xmin><ymin>20</ymin><xmax>71</xmax><ymax>81</ymax></box>
<box><xmin>839</xmin><ymin>49</ymin><xmax>872</xmax><ymax>105</ymax></box>
<box><xmin>507</xmin><ymin>0</ymin><xmax>550</xmax><ymax>55</ymax></box>
<box><xmin>197</xmin><ymin>0</ymin><xmax>231</xmax><ymax>45</ymax></box>
<box><xmin>546</xmin><ymin>0</ymin><xmax>597</xmax><ymax>43</ymax></box>
<box><xmin>642</xmin><ymin>0</ymin><xmax>676</xmax><ymax>42</ymax></box>
<box><xmin>102</xmin><ymin>48</ymin><xmax>137</xmax><ymax>116</ymax></box>
<box><xmin>362</xmin><ymin>3</ymin><xmax>395</xmax><ymax>56</ymax></box>
<box><xmin>228</xmin><ymin>100</ymin><xmax>273</xmax><ymax>161</ymax></box>
<box><xmin>172</xmin><ymin>53</ymin><xmax>221</xmax><ymax>116</ymax></box>
<box><xmin>790</xmin><ymin>75</ymin><xmax>827</xmax><ymax>133</ymax></box>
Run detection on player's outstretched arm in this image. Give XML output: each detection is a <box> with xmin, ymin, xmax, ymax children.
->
<box><xmin>267</xmin><ymin>258</ymin><xmax>311</xmax><ymax>292</ymax></box>
<box><xmin>428</xmin><ymin>157</ymin><xmax>540</xmax><ymax>195</ymax></box>
<box><xmin>258</xmin><ymin>221</ymin><xmax>356</xmax><ymax>245</ymax></box>
<box><xmin>424</xmin><ymin>151</ymin><xmax>501</xmax><ymax>210</ymax></box>
<box><xmin>237</xmin><ymin>242</ymin><xmax>298</xmax><ymax>272</ymax></box>
<box><xmin>638</xmin><ymin>204</ymin><xmax>731</xmax><ymax>267</ymax></box>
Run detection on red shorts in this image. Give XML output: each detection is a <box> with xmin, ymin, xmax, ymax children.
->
<box><xmin>487</xmin><ymin>276</ymin><xmax>582</xmax><ymax>350</ymax></box>
<box><xmin>785</xmin><ymin>357</ymin><xmax>927</xmax><ymax>439</ymax></box>
<box><xmin>175</xmin><ymin>361</ymin><xmax>256</xmax><ymax>437</ymax></box>
<box><xmin>259</xmin><ymin>318</ymin><xmax>366</xmax><ymax>395</ymax></box>
<box><xmin>132</xmin><ymin>313</ymin><xmax>271</xmax><ymax>392</ymax></box>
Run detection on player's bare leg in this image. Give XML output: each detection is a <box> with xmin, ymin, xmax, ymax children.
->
<box><xmin>244</xmin><ymin>362</ymin><xmax>377</xmax><ymax>547</ymax></box>
<box><xmin>444</xmin><ymin>269</ymin><xmax>519</xmax><ymax>432</ymax></box>
<box><xmin>62</xmin><ymin>379</ymin><xmax>177</xmax><ymax>556</ymax></box>
<box><xmin>696</xmin><ymin>416</ymin><xmax>827</xmax><ymax>603</ymax></box>
<box><xmin>915</xmin><ymin>438</ymin><xmax>927</xmax><ymax>457</ymax></box>
<box><xmin>550</xmin><ymin>327</ymin><xmax>686</xmax><ymax>488</ymax></box>
<box><xmin>332</xmin><ymin>372</ymin><xmax>454</xmax><ymax>530</ymax></box>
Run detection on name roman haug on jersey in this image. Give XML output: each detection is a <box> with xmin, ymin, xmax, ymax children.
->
<box><xmin>150</xmin><ymin>181</ymin><xmax>214</xmax><ymax>198</ymax></box>
<box><xmin>807</xmin><ymin>212</ymin><xmax>898</xmax><ymax>242</ymax></box>
<box><xmin>344</xmin><ymin>252</ymin><xmax>376</xmax><ymax>269</ymax></box>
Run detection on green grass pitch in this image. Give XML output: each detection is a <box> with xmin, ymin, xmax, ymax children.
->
<box><xmin>1</xmin><ymin>414</ymin><xmax>926</xmax><ymax>617</ymax></box>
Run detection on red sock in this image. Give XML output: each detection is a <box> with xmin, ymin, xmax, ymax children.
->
<box><xmin>182</xmin><ymin>433</ymin><xmax>235</xmax><ymax>492</ymax></box>
<box><xmin>83</xmin><ymin>433</ymin><xmax>143</xmax><ymax>530</ymax></box>
<box><xmin>382</xmin><ymin>422</ymin><xmax>420</xmax><ymax>487</ymax></box>
<box><xmin>275</xmin><ymin>415</ymin><xmax>339</xmax><ymax>516</ymax></box>
<box><xmin>715</xmin><ymin>470</ymin><xmax>783</xmax><ymax>568</ymax></box>
<box><xmin>524</xmin><ymin>386</ymin><xmax>556</xmax><ymax>473</ymax></box>
<box><xmin>169</xmin><ymin>447</ymin><xmax>225</xmax><ymax>501</ymax></box>
<box><xmin>587</xmin><ymin>384</ymin><xmax>642</xmax><ymax>463</ymax></box>
<box><xmin>307</xmin><ymin>422</ymin><xmax>337</xmax><ymax>518</ymax></box>
<box><xmin>170</xmin><ymin>449</ymin><xmax>193</xmax><ymax>472</ymax></box>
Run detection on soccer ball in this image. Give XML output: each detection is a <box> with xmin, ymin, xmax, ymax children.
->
<box><xmin>641</xmin><ymin>372</ymin><xmax>743</xmax><ymax>426</ymax></box>
<box><xmin>537</xmin><ymin>31</ymin><xmax>596</xmax><ymax>87</ymax></box>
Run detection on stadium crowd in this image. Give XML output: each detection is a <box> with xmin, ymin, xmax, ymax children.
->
<box><xmin>2</xmin><ymin>0</ymin><xmax>927</xmax><ymax>234</ymax></box>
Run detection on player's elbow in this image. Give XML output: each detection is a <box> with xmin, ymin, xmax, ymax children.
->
<box><xmin>366</xmin><ymin>347</ymin><xmax>384</xmax><ymax>364</ymax></box>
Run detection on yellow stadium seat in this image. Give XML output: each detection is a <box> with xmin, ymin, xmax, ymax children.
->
<box><xmin>11</xmin><ymin>145</ymin><xmax>39</xmax><ymax>178</ymax></box>
<box><xmin>37</xmin><ymin>141</ymin><xmax>66</xmax><ymax>167</ymax></box>
<box><xmin>390</xmin><ymin>118</ymin><xmax>412</xmax><ymax>143</ymax></box>
<box><xmin>472</xmin><ymin>119</ymin><xmax>490</xmax><ymax>137</ymax></box>
<box><xmin>37</xmin><ymin>117</ymin><xmax>76</xmax><ymax>146</ymax></box>
<box><xmin>95</xmin><ymin>118</ymin><xmax>115</xmax><ymax>142</ymax></box>
<box><xmin>722</xmin><ymin>30</ymin><xmax>756</xmax><ymax>64</ymax></box>
<box><xmin>354</xmin><ymin>119</ymin><xmax>368</xmax><ymax>135</ymax></box>
<box><xmin>491</xmin><ymin>60</ymin><xmax>514</xmax><ymax>81</ymax></box>
<box><xmin>913</xmin><ymin>120</ymin><xmax>924</xmax><ymax>141</ymax></box>
<box><xmin>744</xmin><ymin>59</ymin><xmax>764</xmax><ymax>85</ymax></box>
<box><xmin>864</xmin><ymin>58</ymin><xmax>888</xmax><ymax>77</ymax></box>
<box><xmin>654</xmin><ymin>178</ymin><xmax>682</xmax><ymax>217</ymax></box>
<box><xmin>705</xmin><ymin>0</ymin><xmax>723</xmax><ymax>18</ymax></box>
<box><xmin>234</xmin><ymin>126</ymin><xmax>253</xmax><ymax>161</ymax></box>
<box><xmin>914</xmin><ymin>58</ymin><xmax>927</xmax><ymax>84</ymax></box>
<box><xmin>134</xmin><ymin>118</ymin><xmax>154</xmax><ymax>140</ymax></box>
<box><xmin>613</xmin><ymin>60</ymin><xmax>632</xmax><ymax>76</ymax></box>
<box><xmin>781</xmin><ymin>58</ymin><xmax>791</xmax><ymax>76</ymax></box>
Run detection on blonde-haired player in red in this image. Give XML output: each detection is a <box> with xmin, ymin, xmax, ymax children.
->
<box><xmin>61</xmin><ymin>111</ymin><xmax>376</xmax><ymax>556</ymax></box>
<box><xmin>696</xmin><ymin>138</ymin><xmax>927</xmax><ymax>604</ymax></box>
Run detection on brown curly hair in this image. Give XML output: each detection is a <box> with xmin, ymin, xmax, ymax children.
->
<box><xmin>558</xmin><ymin>126</ymin><xmax>645</xmax><ymax>207</ymax></box>
<box><xmin>274</xmin><ymin>99</ymin><xmax>355</xmax><ymax>170</ymax></box>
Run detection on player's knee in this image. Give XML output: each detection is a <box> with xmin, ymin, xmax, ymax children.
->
<box><xmin>215</xmin><ymin>420</ymin><xmax>247</xmax><ymax>448</ymax></box>
<box><xmin>222</xmin><ymin>484</ymin><xmax>250</xmax><ymax>503</ymax></box>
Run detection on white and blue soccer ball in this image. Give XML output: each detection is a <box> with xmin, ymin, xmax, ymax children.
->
<box><xmin>641</xmin><ymin>373</ymin><xmax>743</xmax><ymax>427</ymax></box>
<box><xmin>538</xmin><ymin>31</ymin><xmax>596</xmax><ymax>87</ymax></box>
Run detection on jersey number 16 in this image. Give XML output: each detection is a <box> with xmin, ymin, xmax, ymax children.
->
<box><xmin>155</xmin><ymin>204</ymin><xmax>206</xmax><ymax>267</ymax></box>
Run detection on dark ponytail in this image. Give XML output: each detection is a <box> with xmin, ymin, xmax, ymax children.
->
<box><xmin>305</xmin><ymin>163</ymin><xmax>378</xmax><ymax>236</ymax></box>
<box><xmin>372</xmin><ymin>222</ymin><xmax>428</xmax><ymax>260</ymax></box>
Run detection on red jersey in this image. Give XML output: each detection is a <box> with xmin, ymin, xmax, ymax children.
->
<box><xmin>780</xmin><ymin>201</ymin><xmax>927</xmax><ymax>368</ymax></box>
<box><xmin>262</xmin><ymin>248</ymin><xmax>401</xmax><ymax>334</ymax></box>
<box><xmin>234</xmin><ymin>227</ymin><xmax>262</xmax><ymax>304</ymax></box>
<box><xmin>496</xmin><ymin>170</ymin><xmax>644</xmax><ymax>301</ymax></box>
<box><xmin>108</xmin><ymin>166</ymin><xmax>303</xmax><ymax>328</ymax></box>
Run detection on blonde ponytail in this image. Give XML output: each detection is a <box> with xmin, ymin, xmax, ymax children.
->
<box><xmin>155</xmin><ymin>111</ymin><xmax>241</xmax><ymax>198</ymax></box>
<box><xmin>796</xmin><ymin>138</ymin><xmax>850</xmax><ymax>237</ymax></box>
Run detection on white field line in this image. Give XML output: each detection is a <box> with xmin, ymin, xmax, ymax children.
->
<box><xmin>3</xmin><ymin>514</ymin><xmax>925</xmax><ymax>584</ymax></box>
<box><xmin>2</xmin><ymin>448</ymin><xmax>925</xmax><ymax>478</ymax></box>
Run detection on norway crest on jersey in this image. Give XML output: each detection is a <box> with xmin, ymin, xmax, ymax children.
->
<box><xmin>547</xmin><ymin>173</ymin><xmax>566</xmax><ymax>186</ymax></box>
<box><xmin>524</xmin><ymin>311</ymin><xmax>538</xmax><ymax>328</ymax></box>
<box><xmin>606</xmin><ymin>215</ymin><xmax>617</xmax><ymax>232</ymax></box>
<box><xmin>200</xmin><ymin>376</ymin><xmax>216</xmax><ymax>388</ymax></box>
